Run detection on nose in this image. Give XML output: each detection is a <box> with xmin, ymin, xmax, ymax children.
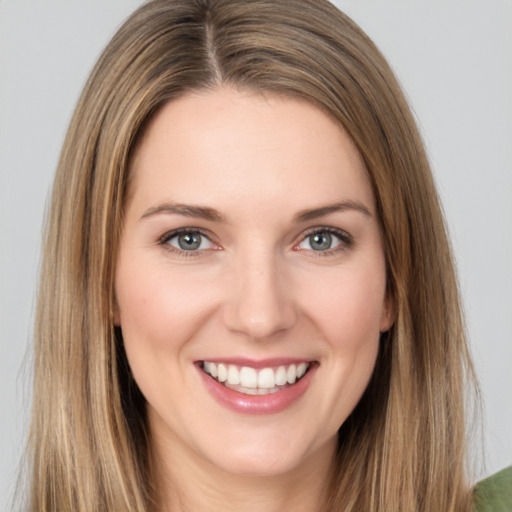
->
<box><xmin>222</xmin><ymin>251</ymin><xmax>297</xmax><ymax>340</ymax></box>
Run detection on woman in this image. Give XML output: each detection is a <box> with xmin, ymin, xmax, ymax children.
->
<box><xmin>21</xmin><ymin>0</ymin><xmax>507</xmax><ymax>510</ymax></box>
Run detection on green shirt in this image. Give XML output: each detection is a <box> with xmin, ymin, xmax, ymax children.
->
<box><xmin>474</xmin><ymin>466</ymin><xmax>512</xmax><ymax>511</ymax></box>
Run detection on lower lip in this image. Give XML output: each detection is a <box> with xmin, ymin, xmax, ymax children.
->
<box><xmin>197</xmin><ymin>364</ymin><xmax>317</xmax><ymax>415</ymax></box>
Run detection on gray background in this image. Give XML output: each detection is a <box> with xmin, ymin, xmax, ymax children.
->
<box><xmin>1</xmin><ymin>1</ymin><xmax>511</xmax><ymax>509</ymax></box>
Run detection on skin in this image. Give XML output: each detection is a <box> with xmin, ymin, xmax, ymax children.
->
<box><xmin>115</xmin><ymin>87</ymin><xmax>393</xmax><ymax>512</ymax></box>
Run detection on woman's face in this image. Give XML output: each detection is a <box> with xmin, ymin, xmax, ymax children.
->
<box><xmin>115</xmin><ymin>87</ymin><xmax>392</xmax><ymax>477</ymax></box>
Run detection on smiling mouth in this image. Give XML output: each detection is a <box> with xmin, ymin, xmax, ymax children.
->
<box><xmin>200</xmin><ymin>361</ymin><xmax>312</xmax><ymax>396</ymax></box>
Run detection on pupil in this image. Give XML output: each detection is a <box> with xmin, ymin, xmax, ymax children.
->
<box><xmin>310</xmin><ymin>232</ymin><xmax>332</xmax><ymax>251</ymax></box>
<box><xmin>178</xmin><ymin>233</ymin><xmax>201</xmax><ymax>250</ymax></box>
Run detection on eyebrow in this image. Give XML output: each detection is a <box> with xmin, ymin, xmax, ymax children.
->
<box><xmin>140</xmin><ymin>199</ymin><xmax>372</xmax><ymax>223</ymax></box>
<box><xmin>140</xmin><ymin>202</ymin><xmax>226</xmax><ymax>222</ymax></box>
<box><xmin>293</xmin><ymin>201</ymin><xmax>372</xmax><ymax>222</ymax></box>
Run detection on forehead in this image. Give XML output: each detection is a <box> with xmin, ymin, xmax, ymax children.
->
<box><xmin>127</xmin><ymin>87</ymin><xmax>374</xmax><ymax>218</ymax></box>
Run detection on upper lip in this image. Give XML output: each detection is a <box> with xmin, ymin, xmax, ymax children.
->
<box><xmin>196</xmin><ymin>357</ymin><xmax>316</xmax><ymax>369</ymax></box>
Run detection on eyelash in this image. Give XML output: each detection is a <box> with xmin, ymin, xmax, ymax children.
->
<box><xmin>296</xmin><ymin>227</ymin><xmax>354</xmax><ymax>257</ymax></box>
<box><xmin>158</xmin><ymin>228</ymin><xmax>216</xmax><ymax>257</ymax></box>
<box><xmin>157</xmin><ymin>226</ymin><xmax>353</xmax><ymax>257</ymax></box>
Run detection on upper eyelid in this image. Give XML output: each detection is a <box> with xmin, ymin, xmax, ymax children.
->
<box><xmin>157</xmin><ymin>225</ymin><xmax>352</xmax><ymax>250</ymax></box>
<box><xmin>158</xmin><ymin>228</ymin><xmax>219</xmax><ymax>257</ymax></box>
<box><xmin>301</xmin><ymin>225</ymin><xmax>348</xmax><ymax>235</ymax></box>
<box><xmin>299</xmin><ymin>225</ymin><xmax>352</xmax><ymax>240</ymax></box>
<box><xmin>159</xmin><ymin>227</ymin><xmax>213</xmax><ymax>243</ymax></box>
<box><xmin>294</xmin><ymin>226</ymin><xmax>353</xmax><ymax>252</ymax></box>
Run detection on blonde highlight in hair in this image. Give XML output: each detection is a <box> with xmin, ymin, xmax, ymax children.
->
<box><xmin>25</xmin><ymin>1</ymin><xmax>477</xmax><ymax>510</ymax></box>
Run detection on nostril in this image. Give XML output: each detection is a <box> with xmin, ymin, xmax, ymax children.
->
<box><xmin>223</xmin><ymin>297</ymin><xmax>297</xmax><ymax>339</ymax></box>
<box><xmin>220</xmin><ymin>261</ymin><xmax>298</xmax><ymax>338</ymax></box>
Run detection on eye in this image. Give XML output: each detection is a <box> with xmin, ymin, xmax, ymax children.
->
<box><xmin>160</xmin><ymin>229</ymin><xmax>216</xmax><ymax>253</ymax></box>
<box><xmin>296</xmin><ymin>228</ymin><xmax>351</xmax><ymax>253</ymax></box>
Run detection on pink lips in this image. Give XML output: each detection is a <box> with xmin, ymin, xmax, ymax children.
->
<box><xmin>197</xmin><ymin>359</ymin><xmax>317</xmax><ymax>415</ymax></box>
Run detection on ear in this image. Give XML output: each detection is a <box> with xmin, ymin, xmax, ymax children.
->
<box><xmin>380</xmin><ymin>292</ymin><xmax>396</xmax><ymax>333</ymax></box>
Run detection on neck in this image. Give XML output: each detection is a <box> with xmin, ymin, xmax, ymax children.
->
<box><xmin>152</xmin><ymin>432</ymin><xmax>337</xmax><ymax>512</ymax></box>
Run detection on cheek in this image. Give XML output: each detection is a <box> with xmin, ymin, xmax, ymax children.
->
<box><xmin>116</xmin><ymin>257</ymin><xmax>216</xmax><ymax>344</ymax></box>
<box><xmin>303</xmin><ymin>261</ymin><xmax>387</xmax><ymax>350</ymax></box>
<box><xmin>114</xmin><ymin>256</ymin><xmax>223</xmax><ymax>394</ymax></box>
<box><xmin>297</xmin><ymin>262</ymin><xmax>386</xmax><ymax>428</ymax></box>
<box><xmin>114</xmin><ymin>255</ymin><xmax>225</xmax><ymax>425</ymax></box>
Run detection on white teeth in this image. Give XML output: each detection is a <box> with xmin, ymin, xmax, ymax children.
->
<box><xmin>227</xmin><ymin>365</ymin><xmax>240</xmax><ymax>385</ymax></box>
<box><xmin>242</xmin><ymin>387</ymin><xmax>259</xmax><ymax>395</ymax></box>
<box><xmin>297</xmin><ymin>362</ymin><xmax>307</xmax><ymax>379</ymax></box>
<box><xmin>217</xmin><ymin>363</ymin><xmax>227</xmax><ymax>382</ymax></box>
<box><xmin>287</xmin><ymin>365</ymin><xmax>296</xmax><ymax>384</ymax></box>
<box><xmin>240</xmin><ymin>367</ymin><xmax>258</xmax><ymax>388</ymax></box>
<box><xmin>258</xmin><ymin>368</ymin><xmax>275</xmax><ymax>389</ymax></box>
<box><xmin>275</xmin><ymin>366</ymin><xmax>287</xmax><ymax>386</ymax></box>
<box><xmin>202</xmin><ymin>361</ymin><xmax>311</xmax><ymax>391</ymax></box>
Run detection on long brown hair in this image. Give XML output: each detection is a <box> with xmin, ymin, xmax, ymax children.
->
<box><xmin>25</xmin><ymin>0</ymin><xmax>477</xmax><ymax>510</ymax></box>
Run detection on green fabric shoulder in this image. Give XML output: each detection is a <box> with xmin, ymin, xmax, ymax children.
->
<box><xmin>474</xmin><ymin>466</ymin><xmax>512</xmax><ymax>512</ymax></box>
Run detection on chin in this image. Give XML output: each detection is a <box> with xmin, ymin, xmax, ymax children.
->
<box><xmin>198</xmin><ymin>428</ymin><xmax>333</xmax><ymax>479</ymax></box>
<box><xmin>208</xmin><ymin>449</ymin><xmax>306</xmax><ymax>478</ymax></box>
